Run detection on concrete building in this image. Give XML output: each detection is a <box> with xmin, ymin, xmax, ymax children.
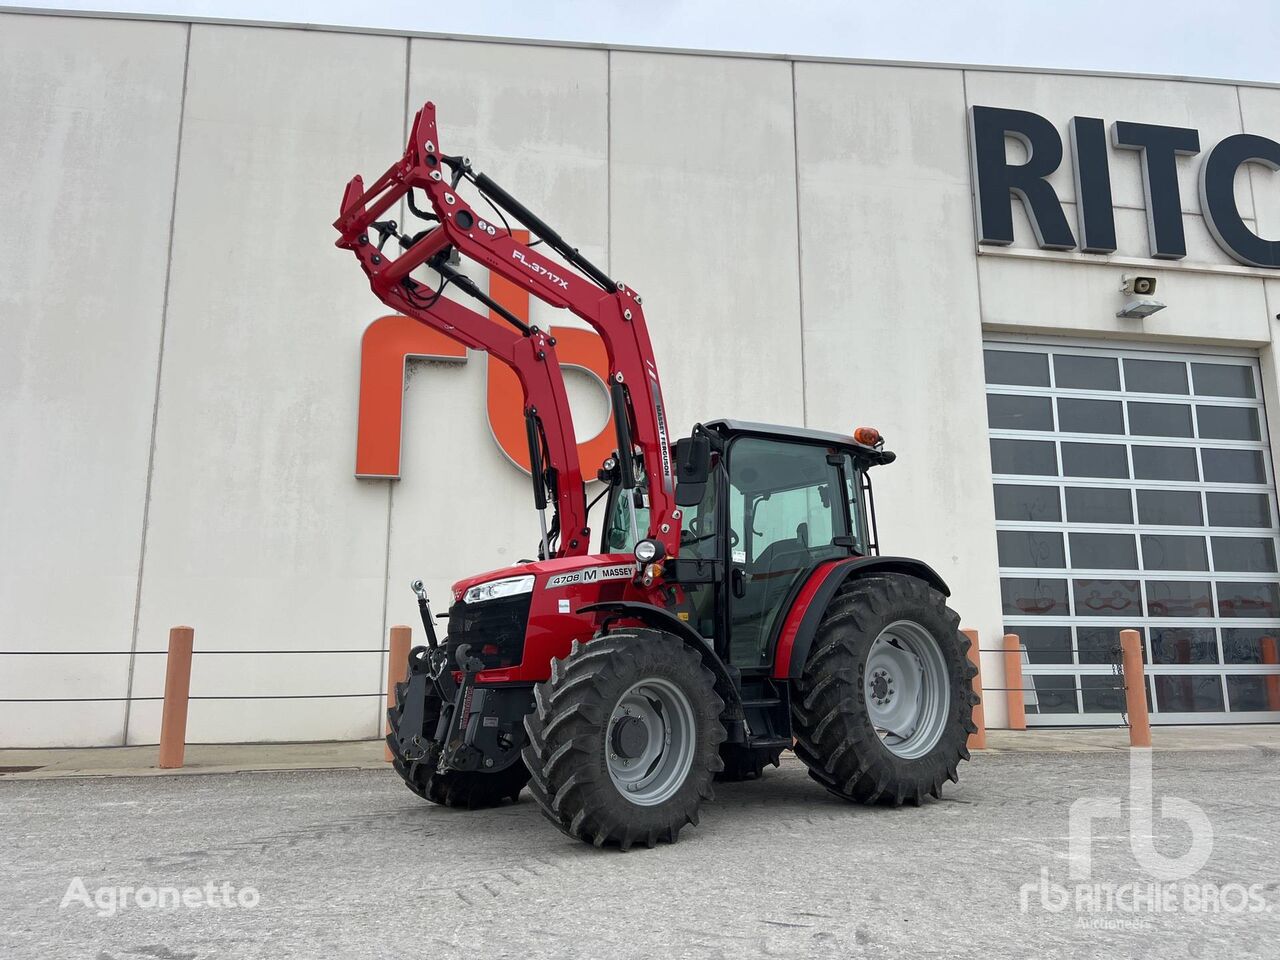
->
<box><xmin>3</xmin><ymin>8</ymin><xmax>1279</xmax><ymax>747</ymax></box>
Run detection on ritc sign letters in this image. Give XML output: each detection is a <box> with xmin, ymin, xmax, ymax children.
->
<box><xmin>970</xmin><ymin>105</ymin><xmax>1280</xmax><ymax>269</ymax></box>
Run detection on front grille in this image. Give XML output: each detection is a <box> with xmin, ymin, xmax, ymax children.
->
<box><xmin>447</xmin><ymin>594</ymin><xmax>532</xmax><ymax>670</ymax></box>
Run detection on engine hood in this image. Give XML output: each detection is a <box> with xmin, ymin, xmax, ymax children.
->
<box><xmin>451</xmin><ymin>553</ymin><xmax>636</xmax><ymax>601</ymax></box>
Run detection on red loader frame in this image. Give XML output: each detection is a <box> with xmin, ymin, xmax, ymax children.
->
<box><xmin>334</xmin><ymin>102</ymin><xmax>678</xmax><ymax>560</ymax></box>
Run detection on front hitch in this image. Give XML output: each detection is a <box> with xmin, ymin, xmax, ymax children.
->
<box><xmin>436</xmin><ymin>643</ymin><xmax>486</xmax><ymax>773</ymax></box>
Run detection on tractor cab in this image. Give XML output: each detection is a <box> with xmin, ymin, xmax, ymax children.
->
<box><xmin>602</xmin><ymin>420</ymin><xmax>894</xmax><ymax>671</ymax></box>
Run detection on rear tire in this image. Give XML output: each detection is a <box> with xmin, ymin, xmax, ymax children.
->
<box><xmin>791</xmin><ymin>574</ymin><xmax>977</xmax><ymax>806</ymax></box>
<box><xmin>523</xmin><ymin>630</ymin><xmax>725</xmax><ymax>850</ymax></box>
<box><xmin>387</xmin><ymin>680</ymin><xmax>529</xmax><ymax>809</ymax></box>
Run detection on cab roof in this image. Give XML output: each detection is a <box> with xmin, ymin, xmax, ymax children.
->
<box><xmin>702</xmin><ymin>419</ymin><xmax>896</xmax><ymax>465</ymax></box>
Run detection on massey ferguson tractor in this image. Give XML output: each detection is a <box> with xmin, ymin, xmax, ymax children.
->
<box><xmin>335</xmin><ymin>102</ymin><xmax>978</xmax><ymax>850</ymax></box>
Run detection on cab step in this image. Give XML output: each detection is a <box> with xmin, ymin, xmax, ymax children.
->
<box><xmin>745</xmin><ymin>735</ymin><xmax>793</xmax><ymax>751</ymax></box>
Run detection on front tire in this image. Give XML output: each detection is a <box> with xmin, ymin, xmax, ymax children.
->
<box><xmin>791</xmin><ymin>574</ymin><xmax>977</xmax><ymax>806</ymax></box>
<box><xmin>522</xmin><ymin>630</ymin><xmax>726</xmax><ymax>850</ymax></box>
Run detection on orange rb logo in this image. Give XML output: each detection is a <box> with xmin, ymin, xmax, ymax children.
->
<box><xmin>355</xmin><ymin>246</ymin><xmax>614</xmax><ymax>479</ymax></box>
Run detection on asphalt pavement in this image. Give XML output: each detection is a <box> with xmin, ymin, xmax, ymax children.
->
<box><xmin>2</xmin><ymin>747</ymin><xmax>1277</xmax><ymax>959</ymax></box>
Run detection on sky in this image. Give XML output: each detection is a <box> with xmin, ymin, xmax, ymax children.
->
<box><xmin>12</xmin><ymin>0</ymin><xmax>1280</xmax><ymax>83</ymax></box>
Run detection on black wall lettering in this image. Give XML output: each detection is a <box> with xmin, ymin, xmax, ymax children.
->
<box><xmin>1069</xmin><ymin>117</ymin><xmax>1117</xmax><ymax>254</ymax></box>
<box><xmin>1110</xmin><ymin>121</ymin><xmax>1201</xmax><ymax>259</ymax></box>
<box><xmin>1199</xmin><ymin>134</ymin><xmax>1280</xmax><ymax>269</ymax></box>
<box><xmin>970</xmin><ymin>106</ymin><xmax>1075</xmax><ymax>250</ymax></box>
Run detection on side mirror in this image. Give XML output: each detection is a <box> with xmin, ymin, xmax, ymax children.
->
<box><xmin>674</xmin><ymin>435</ymin><xmax>711</xmax><ymax>507</ymax></box>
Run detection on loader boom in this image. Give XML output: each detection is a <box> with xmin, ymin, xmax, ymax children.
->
<box><xmin>334</xmin><ymin>102</ymin><xmax>679</xmax><ymax>559</ymax></box>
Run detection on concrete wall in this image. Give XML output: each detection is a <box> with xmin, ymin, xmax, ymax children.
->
<box><xmin>2</xmin><ymin>11</ymin><xmax>1279</xmax><ymax>745</ymax></box>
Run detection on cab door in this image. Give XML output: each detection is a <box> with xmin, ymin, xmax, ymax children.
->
<box><xmin>725</xmin><ymin>438</ymin><xmax>854</xmax><ymax>667</ymax></box>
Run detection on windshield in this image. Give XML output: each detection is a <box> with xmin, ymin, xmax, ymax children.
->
<box><xmin>604</xmin><ymin>488</ymin><xmax>650</xmax><ymax>551</ymax></box>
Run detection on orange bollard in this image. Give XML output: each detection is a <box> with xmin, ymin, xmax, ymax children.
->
<box><xmin>962</xmin><ymin>628</ymin><xmax>987</xmax><ymax>749</ymax></box>
<box><xmin>384</xmin><ymin>625</ymin><xmax>413</xmax><ymax>761</ymax></box>
<box><xmin>158</xmin><ymin>626</ymin><xmax>194</xmax><ymax>769</ymax></box>
<box><xmin>1261</xmin><ymin>636</ymin><xmax>1280</xmax><ymax>712</ymax></box>
<box><xmin>1119</xmin><ymin>629</ymin><xmax>1152</xmax><ymax>748</ymax></box>
<box><xmin>1003</xmin><ymin>633</ymin><xmax>1026</xmax><ymax>730</ymax></box>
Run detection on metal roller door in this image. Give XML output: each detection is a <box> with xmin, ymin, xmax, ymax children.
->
<box><xmin>985</xmin><ymin>340</ymin><xmax>1280</xmax><ymax>724</ymax></box>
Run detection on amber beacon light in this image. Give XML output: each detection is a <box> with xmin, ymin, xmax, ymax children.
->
<box><xmin>853</xmin><ymin>426</ymin><xmax>883</xmax><ymax>448</ymax></box>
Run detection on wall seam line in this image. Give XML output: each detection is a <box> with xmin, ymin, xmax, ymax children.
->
<box><xmin>790</xmin><ymin>60</ymin><xmax>808</xmax><ymax>426</ymax></box>
<box><xmin>1233</xmin><ymin>84</ymin><xmax>1273</xmax><ymax>346</ymax></box>
<box><xmin>122</xmin><ymin>20</ymin><xmax>192</xmax><ymax>745</ymax></box>
<box><xmin>961</xmin><ymin>70</ymin><xmax>989</xmax><ymax>327</ymax></box>
<box><xmin>606</xmin><ymin>47</ymin><xmax>612</xmax><ymax>277</ymax></box>
<box><xmin>374</xmin><ymin>35</ymin><xmax>413</xmax><ymax>737</ymax></box>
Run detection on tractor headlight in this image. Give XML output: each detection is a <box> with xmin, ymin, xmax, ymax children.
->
<box><xmin>463</xmin><ymin>574</ymin><xmax>535</xmax><ymax>604</ymax></box>
<box><xmin>634</xmin><ymin>539</ymin><xmax>666</xmax><ymax>565</ymax></box>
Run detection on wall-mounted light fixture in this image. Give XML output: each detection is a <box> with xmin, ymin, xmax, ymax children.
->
<box><xmin>1117</xmin><ymin>274</ymin><xmax>1166</xmax><ymax>319</ymax></box>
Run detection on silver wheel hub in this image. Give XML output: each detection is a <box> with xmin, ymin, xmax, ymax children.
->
<box><xmin>865</xmin><ymin>620</ymin><xmax>951</xmax><ymax>760</ymax></box>
<box><xmin>606</xmin><ymin>678</ymin><xmax>695</xmax><ymax>806</ymax></box>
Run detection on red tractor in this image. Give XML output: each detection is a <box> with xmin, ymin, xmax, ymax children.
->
<box><xmin>335</xmin><ymin>103</ymin><xmax>978</xmax><ymax>849</ymax></box>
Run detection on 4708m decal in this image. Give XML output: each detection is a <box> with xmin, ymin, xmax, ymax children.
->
<box><xmin>545</xmin><ymin>565</ymin><xmax>633</xmax><ymax>589</ymax></box>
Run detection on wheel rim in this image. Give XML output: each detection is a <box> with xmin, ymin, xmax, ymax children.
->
<box><xmin>605</xmin><ymin>678</ymin><xmax>696</xmax><ymax>806</ymax></box>
<box><xmin>865</xmin><ymin>620</ymin><xmax>951</xmax><ymax>760</ymax></box>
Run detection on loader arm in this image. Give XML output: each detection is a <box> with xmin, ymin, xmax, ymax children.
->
<box><xmin>335</xmin><ymin>183</ymin><xmax>589</xmax><ymax>557</ymax></box>
<box><xmin>334</xmin><ymin>101</ymin><xmax>679</xmax><ymax>560</ymax></box>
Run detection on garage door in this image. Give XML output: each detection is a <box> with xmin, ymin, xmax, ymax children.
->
<box><xmin>985</xmin><ymin>340</ymin><xmax>1280</xmax><ymax>724</ymax></box>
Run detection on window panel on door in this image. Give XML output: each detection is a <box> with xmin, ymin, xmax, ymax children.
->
<box><xmin>987</xmin><ymin>394</ymin><xmax>1054</xmax><ymax>431</ymax></box>
<box><xmin>1055</xmin><ymin>354</ymin><xmax>1120</xmax><ymax>391</ymax></box>
<box><xmin>1222</xmin><ymin>628</ymin><xmax>1280</xmax><ymax>664</ymax></box>
<box><xmin>1069</xmin><ymin>532</ymin><xmax>1137</xmax><ymax>569</ymax></box>
<box><xmin>1226</xmin><ymin>676</ymin><xmax>1280</xmax><ymax>711</ymax></box>
<box><xmin>1065</xmin><ymin>487</ymin><xmax>1133</xmax><ymax>524</ymax></box>
<box><xmin>1029</xmin><ymin>675</ymin><xmax>1079</xmax><ymax>714</ymax></box>
<box><xmin>1081</xmin><ymin>675</ymin><xmax>1131</xmax><ymax>713</ymax></box>
<box><xmin>1017</xmin><ymin>625</ymin><xmax>1073</xmax><ymax>664</ymax></box>
<box><xmin>1197</xmin><ymin>405</ymin><xmax>1261</xmax><ymax>441</ymax></box>
<box><xmin>1206</xmin><ymin>492</ymin><xmax>1272</xmax><ymax>529</ymax></box>
<box><xmin>1001</xmin><ymin>578</ymin><xmax>1069</xmax><ymax>617</ymax></box>
<box><xmin>1062</xmin><ymin>442</ymin><xmax>1128</xmax><ymax>479</ymax></box>
<box><xmin>1072</xmin><ymin>579</ymin><xmax>1141</xmax><ymax>617</ymax></box>
<box><xmin>985</xmin><ymin>350</ymin><xmax>1050</xmax><ymax>387</ymax></box>
<box><xmin>1077</xmin><ymin>625</ymin><xmax>1122</xmax><ymax>664</ymax></box>
<box><xmin>991</xmin><ymin>439</ymin><xmax>1058</xmax><ymax>476</ymax></box>
<box><xmin>1057</xmin><ymin>398</ymin><xmax>1124</xmax><ymax>434</ymax></box>
<box><xmin>1150</xmin><ymin>627</ymin><xmax>1219</xmax><ymax>664</ymax></box>
<box><xmin>1136</xmin><ymin>489</ymin><xmax>1203</xmax><ymax>526</ymax></box>
<box><xmin>1191</xmin><ymin>362</ymin><xmax>1255</xmax><ymax>398</ymax></box>
<box><xmin>1155</xmin><ymin>675</ymin><xmax>1225</xmax><ymax>712</ymax></box>
<box><xmin>994</xmin><ymin>484</ymin><xmax>1062</xmax><ymax>522</ymax></box>
<box><xmin>1217</xmin><ymin>581</ymin><xmax>1280</xmax><ymax>619</ymax></box>
<box><xmin>1124</xmin><ymin>358</ymin><xmax>1188</xmax><ymax>395</ymax></box>
<box><xmin>997</xmin><ymin>530</ymin><xmax>1065</xmax><ymax>568</ymax></box>
<box><xmin>1211</xmin><ymin>536</ymin><xmax>1278</xmax><ymax>573</ymax></box>
<box><xmin>1203</xmin><ymin>448</ymin><xmax>1267</xmax><ymax>484</ymax></box>
<box><xmin>1128</xmin><ymin>402</ymin><xmax>1193</xmax><ymax>438</ymax></box>
<box><xmin>1132</xmin><ymin>445</ymin><xmax>1198</xmax><ymax>481</ymax></box>
<box><xmin>1140</xmin><ymin>534</ymin><xmax>1209</xmax><ymax>571</ymax></box>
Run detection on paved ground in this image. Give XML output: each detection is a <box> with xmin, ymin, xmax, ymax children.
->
<box><xmin>2</xmin><ymin>743</ymin><xmax>1277</xmax><ymax>959</ymax></box>
<box><xmin>4</xmin><ymin>724</ymin><xmax>1277</xmax><ymax>781</ymax></box>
